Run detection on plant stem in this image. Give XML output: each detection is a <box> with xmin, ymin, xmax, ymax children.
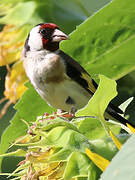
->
<box><xmin>99</xmin><ymin>114</ymin><xmax>110</xmax><ymax>137</ymax></box>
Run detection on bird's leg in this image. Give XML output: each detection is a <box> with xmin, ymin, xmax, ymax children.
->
<box><xmin>40</xmin><ymin>112</ymin><xmax>50</xmax><ymax>121</ymax></box>
<box><xmin>40</xmin><ymin>108</ymin><xmax>77</xmax><ymax>122</ymax></box>
<box><xmin>60</xmin><ymin>106</ymin><xmax>77</xmax><ymax>119</ymax></box>
<box><xmin>57</xmin><ymin>109</ymin><xmax>70</xmax><ymax>118</ymax></box>
<box><xmin>56</xmin><ymin>108</ymin><xmax>76</xmax><ymax>119</ymax></box>
<box><xmin>57</xmin><ymin>109</ymin><xmax>65</xmax><ymax>115</ymax></box>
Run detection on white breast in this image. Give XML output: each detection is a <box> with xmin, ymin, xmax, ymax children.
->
<box><xmin>23</xmin><ymin>50</ymin><xmax>91</xmax><ymax>112</ymax></box>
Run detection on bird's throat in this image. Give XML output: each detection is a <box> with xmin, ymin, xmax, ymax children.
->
<box><xmin>42</xmin><ymin>38</ymin><xmax>59</xmax><ymax>51</ymax></box>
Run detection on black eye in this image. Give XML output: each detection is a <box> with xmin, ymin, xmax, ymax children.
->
<box><xmin>40</xmin><ymin>28</ymin><xmax>48</xmax><ymax>35</ymax></box>
<box><xmin>39</xmin><ymin>28</ymin><xmax>53</xmax><ymax>40</ymax></box>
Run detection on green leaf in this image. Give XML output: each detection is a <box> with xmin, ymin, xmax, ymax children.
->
<box><xmin>76</xmin><ymin>75</ymin><xmax>117</xmax><ymax>117</ymax></box>
<box><xmin>26</xmin><ymin>125</ymin><xmax>92</xmax><ymax>151</ymax></box>
<box><xmin>78</xmin><ymin>117</ymin><xmax>106</xmax><ymax>140</ymax></box>
<box><xmin>100</xmin><ymin>134</ymin><xmax>135</xmax><ymax>180</ymax></box>
<box><xmin>61</xmin><ymin>0</ymin><xmax>135</xmax><ymax>80</ymax></box>
<box><xmin>92</xmin><ymin>134</ymin><xmax>130</xmax><ymax>160</ymax></box>
<box><xmin>90</xmin><ymin>137</ymin><xmax>117</xmax><ymax>161</ymax></box>
<box><xmin>78</xmin><ymin>117</ymin><xmax>120</xmax><ymax>140</ymax></box>
<box><xmin>63</xmin><ymin>151</ymin><xmax>91</xmax><ymax>179</ymax></box>
<box><xmin>38</xmin><ymin>118</ymin><xmax>79</xmax><ymax>132</ymax></box>
<box><xmin>49</xmin><ymin>148</ymin><xmax>72</xmax><ymax>162</ymax></box>
<box><xmin>0</xmin><ymin>149</ymin><xmax>26</xmax><ymax>158</ymax></box>
<box><xmin>88</xmin><ymin>162</ymin><xmax>101</xmax><ymax>180</ymax></box>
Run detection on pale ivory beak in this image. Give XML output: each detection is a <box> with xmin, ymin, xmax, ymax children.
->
<box><xmin>52</xmin><ymin>29</ymin><xmax>69</xmax><ymax>42</ymax></box>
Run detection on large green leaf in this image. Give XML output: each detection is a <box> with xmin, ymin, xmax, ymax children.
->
<box><xmin>76</xmin><ymin>75</ymin><xmax>117</xmax><ymax>117</ymax></box>
<box><xmin>61</xmin><ymin>0</ymin><xmax>135</xmax><ymax>80</ymax></box>
<box><xmin>100</xmin><ymin>134</ymin><xmax>135</xmax><ymax>180</ymax></box>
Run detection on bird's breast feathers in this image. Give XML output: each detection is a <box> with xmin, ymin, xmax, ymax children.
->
<box><xmin>23</xmin><ymin>51</ymin><xmax>90</xmax><ymax>111</ymax></box>
<box><xmin>23</xmin><ymin>50</ymin><xmax>66</xmax><ymax>85</ymax></box>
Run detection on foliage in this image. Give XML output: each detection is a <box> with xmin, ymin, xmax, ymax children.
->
<box><xmin>0</xmin><ymin>74</ymin><xmax>133</xmax><ymax>179</ymax></box>
<box><xmin>0</xmin><ymin>75</ymin><xmax>131</xmax><ymax>179</ymax></box>
<box><xmin>0</xmin><ymin>0</ymin><xmax>135</xmax><ymax>179</ymax></box>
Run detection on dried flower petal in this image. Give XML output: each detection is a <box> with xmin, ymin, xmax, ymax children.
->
<box><xmin>4</xmin><ymin>61</ymin><xmax>28</xmax><ymax>103</ymax></box>
<box><xmin>0</xmin><ymin>25</ymin><xmax>24</xmax><ymax>66</ymax></box>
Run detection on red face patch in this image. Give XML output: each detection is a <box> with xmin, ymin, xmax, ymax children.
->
<box><xmin>38</xmin><ymin>23</ymin><xmax>60</xmax><ymax>51</ymax></box>
<box><xmin>39</xmin><ymin>23</ymin><xmax>59</xmax><ymax>30</ymax></box>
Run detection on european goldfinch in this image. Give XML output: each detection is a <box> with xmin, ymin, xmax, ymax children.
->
<box><xmin>22</xmin><ymin>23</ymin><xmax>134</xmax><ymax>128</ymax></box>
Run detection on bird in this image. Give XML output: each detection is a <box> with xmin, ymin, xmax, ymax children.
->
<box><xmin>22</xmin><ymin>22</ymin><xmax>134</xmax><ymax>128</ymax></box>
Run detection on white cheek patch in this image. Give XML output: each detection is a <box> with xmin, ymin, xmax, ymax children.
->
<box><xmin>28</xmin><ymin>26</ymin><xmax>43</xmax><ymax>51</ymax></box>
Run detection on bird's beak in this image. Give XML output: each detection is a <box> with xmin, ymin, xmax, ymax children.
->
<box><xmin>52</xmin><ymin>29</ymin><xmax>69</xmax><ymax>42</ymax></box>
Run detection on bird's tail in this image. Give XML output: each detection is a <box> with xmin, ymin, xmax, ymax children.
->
<box><xmin>105</xmin><ymin>109</ymin><xmax>135</xmax><ymax>129</ymax></box>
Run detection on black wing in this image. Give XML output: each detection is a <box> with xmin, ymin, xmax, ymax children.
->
<box><xmin>58</xmin><ymin>50</ymin><xmax>97</xmax><ymax>94</ymax></box>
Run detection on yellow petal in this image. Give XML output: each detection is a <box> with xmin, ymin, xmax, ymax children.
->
<box><xmin>109</xmin><ymin>130</ymin><xmax>122</xmax><ymax>150</ymax></box>
<box><xmin>0</xmin><ymin>25</ymin><xmax>23</xmax><ymax>65</ymax></box>
<box><xmin>0</xmin><ymin>24</ymin><xmax>31</xmax><ymax>66</ymax></box>
<box><xmin>85</xmin><ymin>148</ymin><xmax>110</xmax><ymax>171</ymax></box>
<box><xmin>126</xmin><ymin>123</ymin><xmax>135</xmax><ymax>133</ymax></box>
<box><xmin>4</xmin><ymin>61</ymin><xmax>28</xmax><ymax>103</ymax></box>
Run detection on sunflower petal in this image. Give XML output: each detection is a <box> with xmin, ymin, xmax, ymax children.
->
<box><xmin>4</xmin><ymin>61</ymin><xmax>28</xmax><ymax>103</ymax></box>
<box><xmin>109</xmin><ymin>130</ymin><xmax>122</xmax><ymax>150</ymax></box>
<box><xmin>126</xmin><ymin>123</ymin><xmax>135</xmax><ymax>133</ymax></box>
<box><xmin>85</xmin><ymin>148</ymin><xmax>110</xmax><ymax>171</ymax></box>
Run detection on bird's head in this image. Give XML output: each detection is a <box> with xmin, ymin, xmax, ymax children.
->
<box><xmin>25</xmin><ymin>23</ymin><xmax>68</xmax><ymax>52</ymax></box>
